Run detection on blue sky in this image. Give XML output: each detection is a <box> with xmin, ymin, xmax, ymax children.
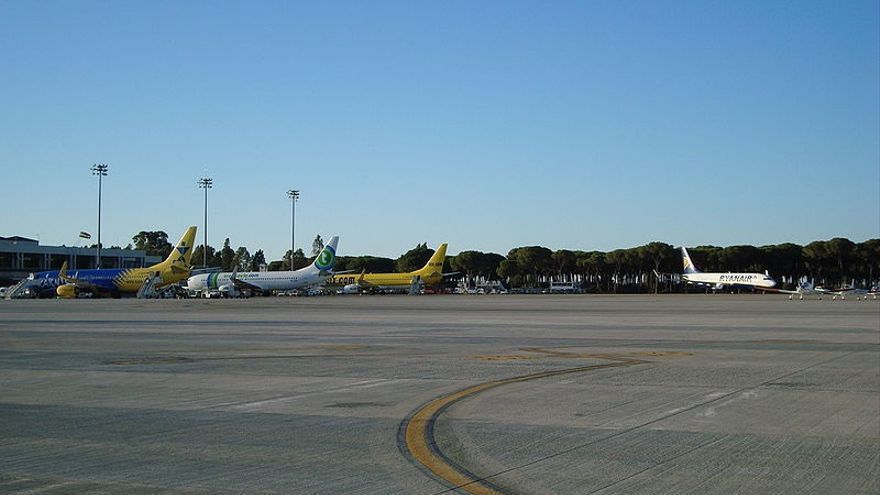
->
<box><xmin>2</xmin><ymin>1</ymin><xmax>878</xmax><ymax>260</ymax></box>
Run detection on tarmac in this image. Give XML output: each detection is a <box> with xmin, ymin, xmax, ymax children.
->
<box><xmin>0</xmin><ymin>294</ymin><xmax>877</xmax><ymax>494</ymax></box>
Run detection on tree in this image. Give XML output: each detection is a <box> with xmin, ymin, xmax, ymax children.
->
<box><xmin>604</xmin><ymin>249</ymin><xmax>627</xmax><ymax>292</ymax></box>
<box><xmin>335</xmin><ymin>256</ymin><xmax>396</xmax><ymax>273</ymax></box>
<box><xmin>479</xmin><ymin>253</ymin><xmax>505</xmax><ymax>280</ymax></box>
<box><xmin>803</xmin><ymin>240</ymin><xmax>829</xmax><ymax>282</ymax></box>
<box><xmin>825</xmin><ymin>237</ymin><xmax>856</xmax><ymax>283</ymax></box>
<box><xmin>639</xmin><ymin>242</ymin><xmax>675</xmax><ymax>293</ymax></box>
<box><xmin>452</xmin><ymin>251</ymin><xmax>483</xmax><ymax>285</ymax></box>
<box><xmin>508</xmin><ymin>246</ymin><xmax>553</xmax><ymax>287</ymax></box>
<box><xmin>576</xmin><ymin>251</ymin><xmax>606</xmax><ymax>291</ymax></box>
<box><xmin>282</xmin><ymin>248</ymin><xmax>308</xmax><ymax>270</ymax></box>
<box><xmin>396</xmin><ymin>243</ymin><xmax>434</xmax><ymax>272</ymax></box>
<box><xmin>234</xmin><ymin>247</ymin><xmax>252</xmax><ymax>271</ymax></box>
<box><xmin>856</xmin><ymin>239</ymin><xmax>880</xmax><ymax>284</ymax></box>
<box><xmin>249</xmin><ymin>250</ymin><xmax>267</xmax><ymax>271</ymax></box>
<box><xmin>312</xmin><ymin>235</ymin><xmax>325</xmax><ymax>257</ymax></box>
<box><xmin>208</xmin><ymin>250</ymin><xmax>223</xmax><ymax>268</ymax></box>
<box><xmin>496</xmin><ymin>259</ymin><xmax>521</xmax><ymax>284</ymax></box>
<box><xmin>191</xmin><ymin>245</ymin><xmax>216</xmax><ymax>268</ymax></box>
<box><xmin>551</xmin><ymin>249</ymin><xmax>577</xmax><ymax>276</ymax></box>
<box><xmin>219</xmin><ymin>238</ymin><xmax>236</xmax><ymax>271</ymax></box>
<box><xmin>760</xmin><ymin>243</ymin><xmax>803</xmax><ymax>283</ymax></box>
<box><xmin>132</xmin><ymin>231</ymin><xmax>172</xmax><ymax>258</ymax></box>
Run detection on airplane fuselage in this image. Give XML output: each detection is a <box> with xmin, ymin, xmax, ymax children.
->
<box><xmin>682</xmin><ymin>272</ymin><xmax>777</xmax><ymax>289</ymax></box>
<box><xmin>326</xmin><ymin>268</ymin><xmax>444</xmax><ymax>290</ymax></box>
<box><xmin>26</xmin><ymin>265</ymin><xmax>181</xmax><ymax>296</ymax></box>
<box><xmin>187</xmin><ymin>268</ymin><xmax>328</xmax><ymax>292</ymax></box>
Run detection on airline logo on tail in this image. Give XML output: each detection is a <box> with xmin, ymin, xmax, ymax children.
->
<box><xmin>165</xmin><ymin>226</ymin><xmax>197</xmax><ymax>272</ymax></box>
<box><xmin>681</xmin><ymin>247</ymin><xmax>699</xmax><ymax>274</ymax></box>
<box><xmin>313</xmin><ymin>236</ymin><xmax>339</xmax><ymax>271</ymax></box>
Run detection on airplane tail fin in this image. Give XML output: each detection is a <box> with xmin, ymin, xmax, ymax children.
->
<box><xmin>681</xmin><ymin>247</ymin><xmax>700</xmax><ymax>274</ymax></box>
<box><xmin>417</xmin><ymin>243</ymin><xmax>447</xmax><ymax>274</ymax></box>
<box><xmin>312</xmin><ymin>236</ymin><xmax>338</xmax><ymax>272</ymax></box>
<box><xmin>59</xmin><ymin>261</ymin><xmax>71</xmax><ymax>282</ymax></box>
<box><xmin>159</xmin><ymin>226</ymin><xmax>197</xmax><ymax>272</ymax></box>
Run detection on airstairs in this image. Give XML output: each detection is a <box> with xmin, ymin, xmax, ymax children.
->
<box><xmin>408</xmin><ymin>276</ymin><xmax>422</xmax><ymax>296</ymax></box>
<box><xmin>136</xmin><ymin>273</ymin><xmax>162</xmax><ymax>299</ymax></box>
<box><xmin>4</xmin><ymin>278</ymin><xmax>31</xmax><ymax>299</ymax></box>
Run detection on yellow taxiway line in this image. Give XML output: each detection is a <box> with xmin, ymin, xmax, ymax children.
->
<box><xmin>402</xmin><ymin>356</ymin><xmax>646</xmax><ymax>494</ymax></box>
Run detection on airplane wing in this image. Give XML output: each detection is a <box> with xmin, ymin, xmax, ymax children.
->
<box><xmin>228</xmin><ymin>269</ymin><xmax>265</xmax><ymax>292</ymax></box>
<box><xmin>354</xmin><ymin>270</ymin><xmax>377</xmax><ymax>288</ymax></box>
<box><xmin>58</xmin><ymin>261</ymin><xmax>99</xmax><ymax>290</ymax></box>
<box><xmin>759</xmin><ymin>287</ymin><xmax>799</xmax><ymax>295</ymax></box>
<box><xmin>818</xmin><ymin>287</ymin><xmax>856</xmax><ymax>295</ymax></box>
<box><xmin>442</xmin><ymin>271</ymin><xmax>460</xmax><ymax>278</ymax></box>
<box><xmin>169</xmin><ymin>264</ymin><xmax>191</xmax><ymax>276</ymax></box>
<box><xmin>230</xmin><ymin>278</ymin><xmax>264</xmax><ymax>292</ymax></box>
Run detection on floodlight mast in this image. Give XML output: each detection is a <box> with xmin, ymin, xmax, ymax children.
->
<box><xmin>91</xmin><ymin>163</ymin><xmax>109</xmax><ymax>268</ymax></box>
<box><xmin>287</xmin><ymin>189</ymin><xmax>300</xmax><ymax>268</ymax></box>
<box><xmin>198</xmin><ymin>176</ymin><xmax>213</xmax><ymax>267</ymax></box>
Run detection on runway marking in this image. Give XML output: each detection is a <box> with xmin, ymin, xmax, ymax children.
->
<box><xmin>401</xmin><ymin>355</ymin><xmax>648</xmax><ymax>495</ymax></box>
<box><xmin>226</xmin><ymin>379</ymin><xmax>396</xmax><ymax>411</ymax></box>
<box><xmin>472</xmin><ymin>348</ymin><xmax>693</xmax><ymax>361</ymax></box>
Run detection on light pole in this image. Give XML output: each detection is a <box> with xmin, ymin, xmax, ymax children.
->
<box><xmin>287</xmin><ymin>189</ymin><xmax>300</xmax><ymax>266</ymax></box>
<box><xmin>91</xmin><ymin>163</ymin><xmax>109</xmax><ymax>268</ymax></box>
<box><xmin>198</xmin><ymin>176</ymin><xmax>213</xmax><ymax>267</ymax></box>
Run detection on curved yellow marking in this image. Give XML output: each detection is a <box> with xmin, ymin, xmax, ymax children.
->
<box><xmin>404</xmin><ymin>356</ymin><xmax>645</xmax><ymax>494</ymax></box>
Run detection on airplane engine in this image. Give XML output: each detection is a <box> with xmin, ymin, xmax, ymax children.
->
<box><xmin>342</xmin><ymin>284</ymin><xmax>361</xmax><ymax>294</ymax></box>
<box><xmin>218</xmin><ymin>283</ymin><xmax>237</xmax><ymax>298</ymax></box>
<box><xmin>56</xmin><ymin>284</ymin><xmax>77</xmax><ymax>299</ymax></box>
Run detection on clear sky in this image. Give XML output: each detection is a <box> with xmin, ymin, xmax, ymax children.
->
<box><xmin>2</xmin><ymin>0</ymin><xmax>878</xmax><ymax>260</ymax></box>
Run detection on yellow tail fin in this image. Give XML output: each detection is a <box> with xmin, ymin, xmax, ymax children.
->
<box><xmin>159</xmin><ymin>226</ymin><xmax>197</xmax><ymax>271</ymax></box>
<box><xmin>416</xmin><ymin>243</ymin><xmax>447</xmax><ymax>274</ymax></box>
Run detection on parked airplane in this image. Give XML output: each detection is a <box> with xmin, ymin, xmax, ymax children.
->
<box><xmin>763</xmin><ymin>280</ymin><xmax>840</xmax><ymax>300</ymax></box>
<box><xmin>25</xmin><ymin>226</ymin><xmax>197</xmax><ymax>298</ymax></box>
<box><xmin>328</xmin><ymin>243</ymin><xmax>455</xmax><ymax>294</ymax></box>
<box><xmin>680</xmin><ymin>247</ymin><xmax>777</xmax><ymax>291</ymax></box>
<box><xmin>768</xmin><ymin>280</ymin><xmax>880</xmax><ymax>300</ymax></box>
<box><xmin>186</xmin><ymin>236</ymin><xmax>340</xmax><ymax>296</ymax></box>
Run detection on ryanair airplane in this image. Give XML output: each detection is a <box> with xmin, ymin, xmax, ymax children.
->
<box><xmin>27</xmin><ymin>226</ymin><xmax>197</xmax><ymax>298</ymax></box>
<box><xmin>680</xmin><ymin>246</ymin><xmax>777</xmax><ymax>291</ymax></box>
<box><xmin>186</xmin><ymin>236</ymin><xmax>340</xmax><ymax>296</ymax></box>
<box><xmin>327</xmin><ymin>243</ymin><xmax>455</xmax><ymax>294</ymax></box>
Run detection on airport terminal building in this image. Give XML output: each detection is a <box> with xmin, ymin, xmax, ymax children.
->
<box><xmin>0</xmin><ymin>236</ymin><xmax>161</xmax><ymax>284</ymax></box>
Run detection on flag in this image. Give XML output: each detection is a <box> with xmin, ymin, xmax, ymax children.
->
<box><xmin>79</xmin><ymin>231</ymin><xmax>91</xmax><ymax>239</ymax></box>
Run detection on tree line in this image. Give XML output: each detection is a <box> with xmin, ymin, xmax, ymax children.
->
<box><xmin>129</xmin><ymin>231</ymin><xmax>879</xmax><ymax>291</ymax></box>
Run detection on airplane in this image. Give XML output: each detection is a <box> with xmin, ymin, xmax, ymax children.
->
<box><xmin>762</xmin><ymin>280</ymin><xmax>839</xmax><ymax>300</ymax></box>
<box><xmin>186</xmin><ymin>235</ymin><xmax>341</xmax><ymax>297</ymax></box>
<box><xmin>27</xmin><ymin>226</ymin><xmax>197</xmax><ymax>298</ymax></box>
<box><xmin>680</xmin><ymin>247</ymin><xmax>777</xmax><ymax>291</ymax></box>
<box><xmin>845</xmin><ymin>286</ymin><xmax>880</xmax><ymax>300</ymax></box>
<box><xmin>327</xmin><ymin>243</ymin><xmax>456</xmax><ymax>294</ymax></box>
